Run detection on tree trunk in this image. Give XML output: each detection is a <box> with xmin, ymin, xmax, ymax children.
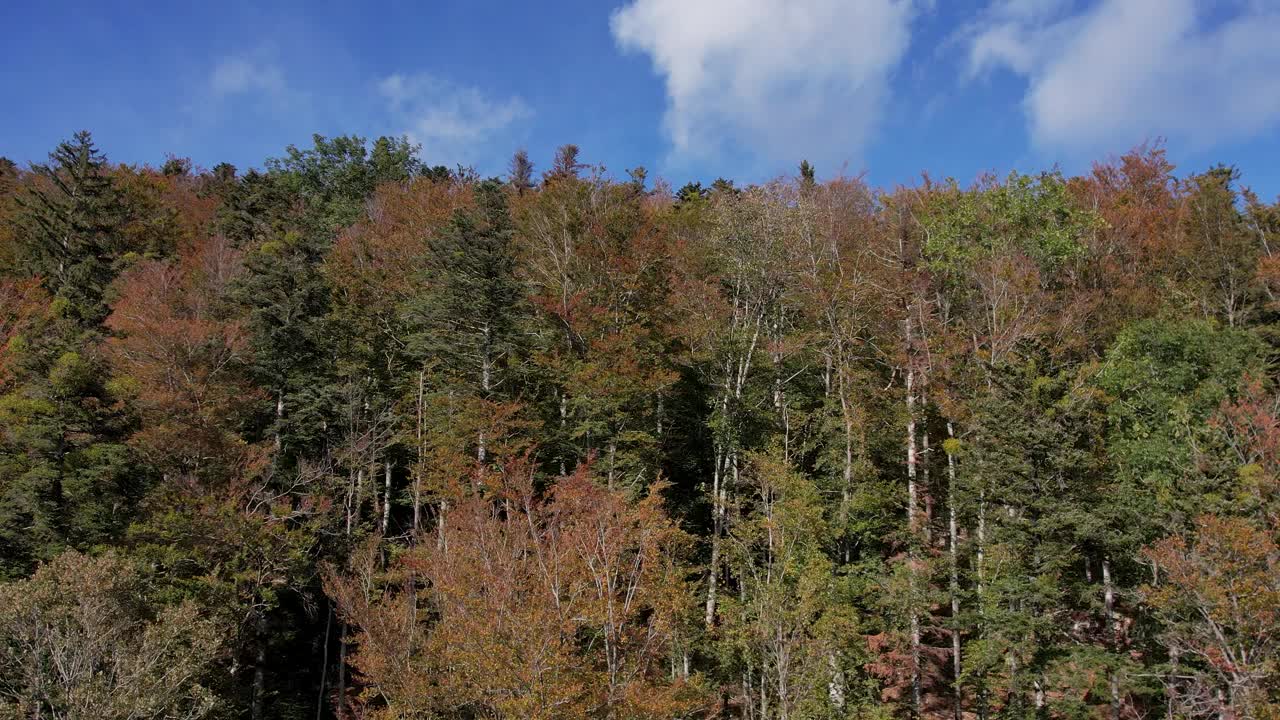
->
<box><xmin>1104</xmin><ymin>556</ymin><xmax>1121</xmax><ymax>720</ymax></box>
<box><xmin>413</xmin><ymin>370</ymin><xmax>424</xmax><ymax>534</ymax></box>
<box><xmin>772</xmin><ymin>307</ymin><xmax>790</xmax><ymax>460</ymax></box>
<box><xmin>921</xmin><ymin>386</ymin><xmax>931</xmax><ymax>543</ymax></box>
<box><xmin>559</xmin><ymin>391</ymin><xmax>569</xmax><ymax>475</ymax></box>
<box><xmin>274</xmin><ymin>392</ymin><xmax>284</xmax><ymax>451</ymax></box>
<box><xmin>947</xmin><ymin>421</ymin><xmax>963</xmax><ymax>720</ymax></box>
<box><xmin>977</xmin><ymin>490</ymin><xmax>988</xmax><ymax>720</ymax></box>
<box><xmin>828</xmin><ymin>651</ymin><xmax>846</xmax><ymax>711</ymax></box>
<box><xmin>705</xmin><ymin>447</ymin><xmax>726</xmax><ymax>627</ymax></box>
<box><xmin>381</xmin><ymin>461</ymin><xmax>392</xmax><ymax>534</ymax></box>
<box><xmin>905</xmin><ymin>313</ymin><xmax>922</xmax><ymax>718</ymax></box>
<box><xmin>336</xmin><ymin>623</ymin><xmax>347</xmax><ymax>714</ymax></box>
<box><xmin>316</xmin><ymin>602</ymin><xmax>332</xmax><ymax>720</ymax></box>
<box><xmin>437</xmin><ymin>500</ymin><xmax>449</xmax><ymax>552</ymax></box>
<box><xmin>977</xmin><ymin>495</ymin><xmax>986</xmax><ymax>597</ymax></box>
<box><xmin>478</xmin><ymin>323</ymin><xmax>491</xmax><ymax>464</ymax></box>
<box><xmin>841</xmin><ymin>412</ymin><xmax>853</xmax><ymax>565</ymax></box>
<box><xmin>252</xmin><ymin>628</ymin><xmax>267</xmax><ymax>720</ymax></box>
<box><xmin>346</xmin><ymin>468</ymin><xmax>363</xmax><ymax>536</ymax></box>
<box><xmin>656</xmin><ymin>393</ymin><xmax>664</xmax><ymax>438</ymax></box>
<box><xmin>607</xmin><ymin>438</ymin><xmax>616</xmax><ymax>491</ymax></box>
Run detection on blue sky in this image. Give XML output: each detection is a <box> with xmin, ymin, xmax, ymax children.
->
<box><xmin>3</xmin><ymin>0</ymin><xmax>1279</xmax><ymax>198</ymax></box>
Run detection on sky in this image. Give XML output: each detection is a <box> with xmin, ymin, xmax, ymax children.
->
<box><xmin>3</xmin><ymin>0</ymin><xmax>1280</xmax><ymax>198</ymax></box>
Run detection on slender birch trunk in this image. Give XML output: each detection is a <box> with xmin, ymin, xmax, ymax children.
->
<box><xmin>275</xmin><ymin>392</ymin><xmax>284</xmax><ymax>451</ymax></box>
<box><xmin>977</xmin><ymin>488</ymin><xmax>988</xmax><ymax>720</ymax></box>
<box><xmin>478</xmin><ymin>323</ymin><xmax>491</xmax><ymax>464</ymax></box>
<box><xmin>905</xmin><ymin>311</ymin><xmax>923</xmax><ymax>718</ymax></box>
<box><xmin>252</xmin><ymin>637</ymin><xmax>266</xmax><ymax>720</ymax></box>
<box><xmin>947</xmin><ymin>421</ymin><xmax>963</xmax><ymax>720</ymax></box>
<box><xmin>413</xmin><ymin>371</ymin><xmax>424</xmax><ymax>534</ymax></box>
<box><xmin>381</xmin><ymin>461</ymin><xmax>392</xmax><ymax>534</ymax></box>
<box><xmin>706</xmin><ymin>446</ymin><xmax>725</xmax><ymax>627</ymax></box>
<box><xmin>1105</xmin><ymin>556</ymin><xmax>1121</xmax><ymax>720</ymax></box>
<box><xmin>559</xmin><ymin>391</ymin><xmax>568</xmax><ymax>476</ymax></box>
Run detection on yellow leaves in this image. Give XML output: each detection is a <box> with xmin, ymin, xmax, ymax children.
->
<box><xmin>48</xmin><ymin>295</ymin><xmax>72</xmax><ymax>318</ymax></box>
<box><xmin>942</xmin><ymin>437</ymin><xmax>963</xmax><ymax>457</ymax></box>
<box><xmin>47</xmin><ymin>350</ymin><xmax>91</xmax><ymax>396</ymax></box>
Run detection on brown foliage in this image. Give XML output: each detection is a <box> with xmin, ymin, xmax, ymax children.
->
<box><xmin>1144</xmin><ymin>515</ymin><xmax>1280</xmax><ymax>720</ymax></box>
<box><xmin>327</xmin><ymin>459</ymin><xmax>705</xmax><ymax>720</ymax></box>
<box><xmin>105</xmin><ymin>234</ymin><xmax>262</xmax><ymax>477</ymax></box>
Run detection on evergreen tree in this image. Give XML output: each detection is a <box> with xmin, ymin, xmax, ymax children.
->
<box><xmin>508</xmin><ymin>148</ymin><xmax>535</xmax><ymax>194</ymax></box>
<box><xmin>235</xmin><ymin>229</ymin><xmax>337</xmax><ymax>463</ymax></box>
<box><xmin>0</xmin><ymin>310</ymin><xmax>135</xmax><ymax>576</ymax></box>
<box><xmin>544</xmin><ymin>143</ymin><xmax>584</xmax><ymax>184</ymax></box>
<box><xmin>799</xmin><ymin>159</ymin><xmax>816</xmax><ymax>194</ymax></box>
<box><xmin>402</xmin><ymin>179</ymin><xmax>527</xmax><ymax>482</ymax></box>
<box><xmin>268</xmin><ymin>134</ymin><xmax>422</xmax><ymax>234</ymax></box>
<box><xmin>406</xmin><ymin>179</ymin><xmax>523</xmax><ymax>402</ymax></box>
<box><xmin>0</xmin><ymin>132</ymin><xmax>137</xmax><ymax>578</ymax></box>
<box><xmin>14</xmin><ymin>131</ymin><xmax>125</xmax><ymax>325</ymax></box>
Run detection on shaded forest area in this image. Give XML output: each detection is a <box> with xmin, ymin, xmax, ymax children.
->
<box><xmin>1</xmin><ymin>132</ymin><xmax>1279</xmax><ymax>720</ymax></box>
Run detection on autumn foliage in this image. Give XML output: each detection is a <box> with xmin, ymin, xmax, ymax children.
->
<box><xmin>3</xmin><ymin>131</ymin><xmax>1280</xmax><ymax>719</ymax></box>
<box><xmin>326</xmin><ymin>460</ymin><xmax>703</xmax><ymax>719</ymax></box>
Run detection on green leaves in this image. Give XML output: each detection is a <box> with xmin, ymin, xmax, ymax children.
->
<box><xmin>13</xmin><ymin>131</ymin><xmax>127</xmax><ymax>326</ymax></box>
<box><xmin>267</xmin><ymin>133</ymin><xmax>423</xmax><ymax>234</ymax></box>
<box><xmin>917</xmin><ymin>171</ymin><xmax>1099</xmax><ymax>310</ymax></box>
<box><xmin>405</xmin><ymin>179</ymin><xmax>523</xmax><ymax>396</ymax></box>
<box><xmin>1096</xmin><ymin>318</ymin><xmax>1265</xmax><ymax>534</ymax></box>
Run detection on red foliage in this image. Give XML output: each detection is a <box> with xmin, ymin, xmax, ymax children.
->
<box><xmin>105</xmin><ymin>235</ymin><xmax>263</xmax><ymax>476</ymax></box>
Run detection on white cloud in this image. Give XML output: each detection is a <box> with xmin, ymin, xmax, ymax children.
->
<box><xmin>611</xmin><ymin>0</ymin><xmax>918</xmax><ymax>173</ymax></box>
<box><xmin>209</xmin><ymin>56</ymin><xmax>286</xmax><ymax>98</ymax></box>
<box><xmin>377</xmin><ymin>73</ymin><xmax>531</xmax><ymax>166</ymax></box>
<box><xmin>963</xmin><ymin>0</ymin><xmax>1280</xmax><ymax>151</ymax></box>
<box><xmin>181</xmin><ymin>53</ymin><xmax>299</xmax><ymax>130</ymax></box>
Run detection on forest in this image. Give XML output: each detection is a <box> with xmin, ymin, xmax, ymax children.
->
<box><xmin>0</xmin><ymin>131</ymin><xmax>1278</xmax><ymax>720</ymax></box>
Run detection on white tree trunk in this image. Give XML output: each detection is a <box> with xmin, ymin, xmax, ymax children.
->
<box><xmin>905</xmin><ymin>313</ymin><xmax>923</xmax><ymax>718</ymax></box>
<box><xmin>381</xmin><ymin>461</ymin><xmax>392</xmax><ymax>534</ymax></box>
<box><xmin>947</xmin><ymin>421</ymin><xmax>962</xmax><ymax>720</ymax></box>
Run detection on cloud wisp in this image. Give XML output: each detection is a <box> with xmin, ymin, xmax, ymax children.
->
<box><xmin>208</xmin><ymin>56</ymin><xmax>287</xmax><ymax>99</ymax></box>
<box><xmin>189</xmin><ymin>54</ymin><xmax>530</xmax><ymax>170</ymax></box>
<box><xmin>376</xmin><ymin>73</ymin><xmax>531</xmax><ymax>167</ymax></box>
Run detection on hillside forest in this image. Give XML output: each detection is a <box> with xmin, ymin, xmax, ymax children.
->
<box><xmin>1</xmin><ymin>132</ymin><xmax>1279</xmax><ymax>720</ymax></box>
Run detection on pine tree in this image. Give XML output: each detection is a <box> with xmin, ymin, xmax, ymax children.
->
<box><xmin>404</xmin><ymin>179</ymin><xmax>526</xmax><ymax>470</ymax></box>
<box><xmin>508</xmin><ymin>148</ymin><xmax>535</xmax><ymax>194</ymax></box>
<box><xmin>407</xmin><ymin>180</ymin><xmax>522</xmax><ymax>399</ymax></box>
<box><xmin>235</xmin><ymin>229</ymin><xmax>336</xmax><ymax>462</ymax></box>
<box><xmin>15</xmin><ymin>131</ymin><xmax>125</xmax><ymax>325</ymax></box>
<box><xmin>544</xmin><ymin>144</ymin><xmax>583</xmax><ymax>185</ymax></box>
<box><xmin>799</xmin><ymin>159</ymin><xmax>816</xmax><ymax>195</ymax></box>
<box><xmin>0</xmin><ymin>132</ymin><xmax>137</xmax><ymax>577</ymax></box>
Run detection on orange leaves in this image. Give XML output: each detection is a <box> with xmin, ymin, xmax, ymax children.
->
<box><xmin>330</xmin><ymin>461</ymin><xmax>703</xmax><ymax>720</ymax></box>
<box><xmin>1212</xmin><ymin>376</ymin><xmax>1280</xmax><ymax>528</ymax></box>
<box><xmin>1143</xmin><ymin>515</ymin><xmax>1280</xmax><ymax>716</ymax></box>
<box><xmin>1145</xmin><ymin>515</ymin><xmax>1279</xmax><ymax>642</ymax></box>
<box><xmin>328</xmin><ymin>178</ymin><xmax>473</xmax><ymax>308</ymax></box>
<box><xmin>105</xmin><ymin>235</ymin><xmax>263</xmax><ymax>476</ymax></box>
